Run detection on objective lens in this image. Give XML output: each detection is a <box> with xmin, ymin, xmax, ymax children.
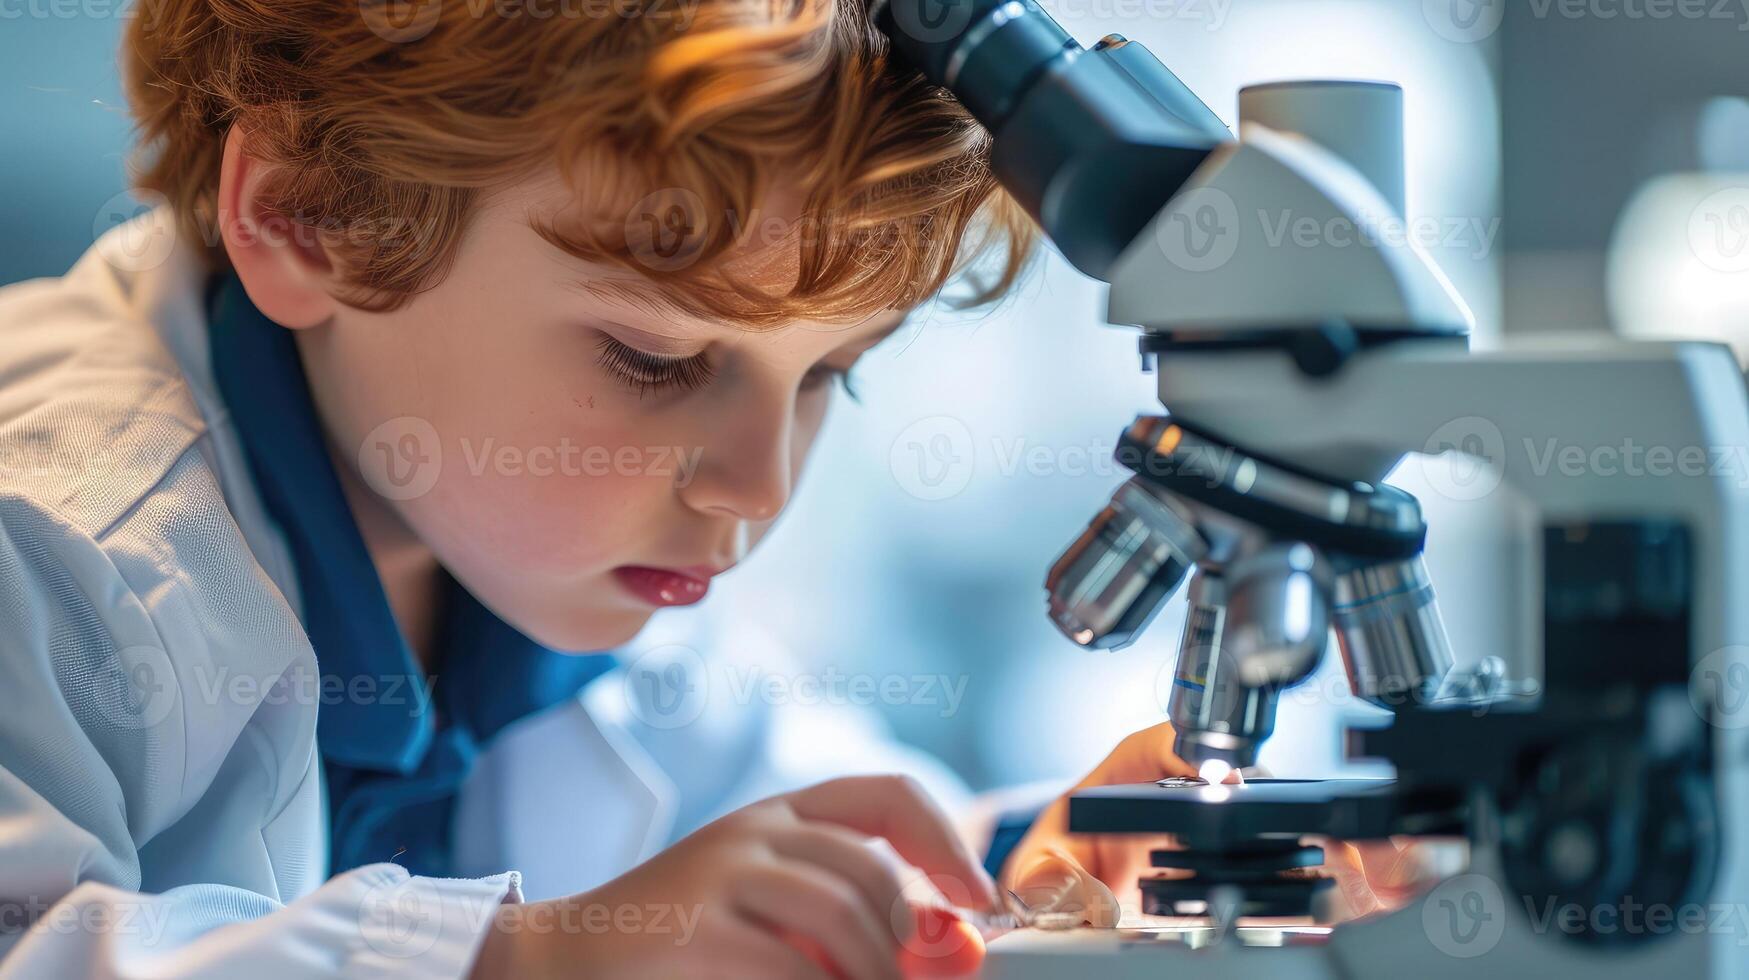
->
<box><xmin>1221</xmin><ymin>542</ymin><xmax>1332</xmax><ymax>690</ymax></box>
<box><xmin>1331</xmin><ymin>555</ymin><xmax>1454</xmax><ymax>707</ymax></box>
<box><xmin>1166</xmin><ymin>572</ymin><xmax>1277</xmax><ymax>770</ymax></box>
<box><xmin>1046</xmin><ymin>477</ymin><xmax>1205</xmax><ymax>650</ymax></box>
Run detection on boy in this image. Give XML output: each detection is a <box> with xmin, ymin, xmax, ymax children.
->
<box><xmin>0</xmin><ymin>0</ymin><xmax>1399</xmax><ymax>976</ymax></box>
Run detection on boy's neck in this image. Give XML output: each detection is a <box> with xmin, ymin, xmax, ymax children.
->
<box><xmin>329</xmin><ymin>438</ymin><xmax>444</xmax><ymax>675</ymax></box>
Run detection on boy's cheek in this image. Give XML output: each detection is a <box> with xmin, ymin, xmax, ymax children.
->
<box><xmin>421</xmin><ymin>461</ymin><xmax>654</xmax><ymax>573</ymax></box>
<box><xmin>421</xmin><ymin>482</ymin><xmax>666</xmax><ymax>650</ymax></box>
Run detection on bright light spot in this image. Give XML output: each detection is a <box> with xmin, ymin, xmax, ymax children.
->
<box><xmin>1199</xmin><ymin>759</ymin><xmax>1234</xmax><ymax>785</ymax></box>
<box><xmin>1284</xmin><ymin>572</ymin><xmax>1312</xmax><ymax>642</ymax></box>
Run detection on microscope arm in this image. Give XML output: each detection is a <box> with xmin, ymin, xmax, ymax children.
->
<box><xmin>1156</xmin><ymin>333</ymin><xmax>1749</xmax><ymax>497</ymax></box>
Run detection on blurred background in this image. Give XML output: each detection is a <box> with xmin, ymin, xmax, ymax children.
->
<box><xmin>2</xmin><ymin>0</ymin><xmax>1744</xmax><ymax>796</ymax></box>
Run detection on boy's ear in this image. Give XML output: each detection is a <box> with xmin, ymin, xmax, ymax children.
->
<box><xmin>216</xmin><ymin>123</ymin><xmax>343</xmax><ymax>329</ymax></box>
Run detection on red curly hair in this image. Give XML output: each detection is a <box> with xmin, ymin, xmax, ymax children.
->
<box><xmin>121</xmin><ymin>0</ymin><xmax>1035</xmax><ymax>325</ymax></box>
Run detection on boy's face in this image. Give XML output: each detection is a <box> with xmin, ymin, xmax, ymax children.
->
<box><xmin>291</xmin><ymin>173</ymin><xmax>904</xmax><ymax>651</ymax></box>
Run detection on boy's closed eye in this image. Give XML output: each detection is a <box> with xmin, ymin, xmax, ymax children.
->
<box><xmin>593</xmin><ymin>334</ymin><xmax>716</xmax><ymax>396</ymax></box>
<box><xmin>592</xmin><ymin>333</ymin><xmax>865</xmax><ymax>401</ymax></box>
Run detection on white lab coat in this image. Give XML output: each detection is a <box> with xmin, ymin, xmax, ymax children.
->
<box><xmin>0</xmin><ymin>207</ymin><xmax>969</xmax><ymax>978</ymax></box>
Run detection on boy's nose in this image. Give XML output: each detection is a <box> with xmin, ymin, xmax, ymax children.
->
<box><xmin>676</xmin><ymin>396</ymin><xmax>794</xmax><ymax>522</ymax></box>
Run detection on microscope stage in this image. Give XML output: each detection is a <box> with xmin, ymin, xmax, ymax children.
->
<box><xmin>1068</xmin><ymin>778</ymin><xmax>1431</xmax><ymax>844</ymax></box>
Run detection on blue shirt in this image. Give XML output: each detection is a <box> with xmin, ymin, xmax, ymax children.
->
<box><xmin>206</xmin><ymin>272</ymin><xmax>614</xmax><ymax>877</ymax></box>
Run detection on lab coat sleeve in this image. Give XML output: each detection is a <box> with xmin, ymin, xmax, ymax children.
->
<box><xmin>0</xmin><ymin>859</ymin><xmax>517</xmax><ymax>980</ymax></box>
<box><xmin>0</xmin><ymin>487</ymin><xmax>515</xmax><ymax>979</ymax></box>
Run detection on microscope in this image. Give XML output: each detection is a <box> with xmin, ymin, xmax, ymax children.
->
<box><xmin>871</xmin><ymin>1</ymin><xmax>1749</xmax><ymax>976</ymax></box>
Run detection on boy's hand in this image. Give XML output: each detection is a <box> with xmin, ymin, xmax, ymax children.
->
<box><xmin>471</xmin><ymin>775</ymin><xmax>998</xmax><ymax>980</ymax></box>
<box><xmin>1001</xmin><ymin>722</ymin><xmax>1433</xmax><ymax>927</ymax></box>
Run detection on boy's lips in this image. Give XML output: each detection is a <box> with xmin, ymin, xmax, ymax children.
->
<box><xmin>611</xmin><ymin>565</ymin><xmax>721</xmax><ymax>606</ymax></box>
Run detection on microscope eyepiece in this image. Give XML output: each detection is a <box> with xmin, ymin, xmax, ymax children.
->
<box><xmin>871</xmin><ymin>0</ymin><xmax>1232</xmax><ymax>279</ymax></box>
<box><xmin>872</xmin><ymin>0</ymin><xmax>1074</xmax><ymax>130</ymax></box>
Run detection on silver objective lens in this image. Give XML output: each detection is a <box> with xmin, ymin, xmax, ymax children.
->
<box><xmin>1221</xmin><ymin>542</ymin><xmax>1333</xmax><ymax>689</ymax></box>
<box><xmin>1046</xmin><ymin>477</ymin><xmax>1207</xmax><ymax>650</ymax></box>
<box><xmin>1331</xmin><ymin>555</ymin><xmax>1454</xmax><ymax>707</ymax></box>
<box><xmin>1167</xmin><ymin>572</ymin><xmax>1277</xmax><ymax>770</ymax></box>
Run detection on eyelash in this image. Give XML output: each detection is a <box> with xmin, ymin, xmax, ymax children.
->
<box><xmin>595</xmin><ymin>335</ymin><xmax>864</xmax><ymax>402</ymax></box>
<box><xmin>594</xmin><ymin>336</ymin><xmax>715</xmax><ymax>397</ymax></box>
<box><xmin>806</xmin><ymin>366</ymin><xmax>862</xmax><ymax>403</ymax></box>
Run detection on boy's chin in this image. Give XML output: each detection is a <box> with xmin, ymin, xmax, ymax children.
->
<box><xmin>514</xmin><ymin>604</ymin><xmax>653</xmax><ymax>654</ymax></box>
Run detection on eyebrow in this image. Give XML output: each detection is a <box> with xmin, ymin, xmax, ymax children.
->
<box><xmin>559</xmin><ymin>276</ymin><xmax>700</xmax><ymax>324</ymax></box>
<box><xmin>561</xmin><ymin>269</ymin><xmax>911</xmax><ymax>347</ymax></box>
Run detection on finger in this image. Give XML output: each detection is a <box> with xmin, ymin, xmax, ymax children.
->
<box><xmin>1049</xmin><ymin>865</ymin><xmax>1122</xmax><ymax>928</ymax></box>
<box><xmin>1008</xmin><ymin>849</ymin><xmax>1077</xmax><ymax>912</ymax></box>
<box><xmin>1350</xmin><ymin>838</ymin><xmax>1449</xmax><ymax>908</ymax></box>
<box><xmin>899</xmin><ymin>905</ymin><xmax>987</xmax><ymax>978</ymax></box>
<box><xmin>1080</xmin><ymin>722</ymin><xmax>1200</xmax><ymax>788</ymax></box>
<box><xmin>999</xmin><ymin>724</ymin><xmax>1204</xmax><ymax>900</ymax></box>
<box><xmin>1319</xmin><ymin>840</ymin><xmax>1385</xmax><ymax>923</ymax></box>
<box><xmin>1350</xmin><ymin>840</ymin><xmax>1413</xmax><ymax>902</ymax></box>
<box><xmin>786</xmin><ymin>776</ymin><xmax>998</xmax><ymax>910</ymax></box>
<box><xmin>719</xmin><ymin>918</ymin><xmax>841</xmax><ymax>980</ymax></box>
<box><xmin>733</xmin><ymin>862</ymin><xmax>903</xmax><ymax>980</ymax></box>
<box><xmin>771</xmin><ymin>824</ymin><xmax>915</xmax><ymax>943</ymax></box>
<box><xmin>1007</xmin><ymin>844</ymin><xmax>1122</xmax><ymax>928</ymax></box>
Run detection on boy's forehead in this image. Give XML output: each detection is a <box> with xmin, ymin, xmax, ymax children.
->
<box><xmin>500</xmin><ymin>167</ymin><xmax>902</xmax><ymax>341</ymax></box>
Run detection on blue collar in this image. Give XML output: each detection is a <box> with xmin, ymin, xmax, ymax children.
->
<box><xmin>205</xmin><ymin>272</ymin><xmax>613</xmax><ymax>874</ymax></box>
